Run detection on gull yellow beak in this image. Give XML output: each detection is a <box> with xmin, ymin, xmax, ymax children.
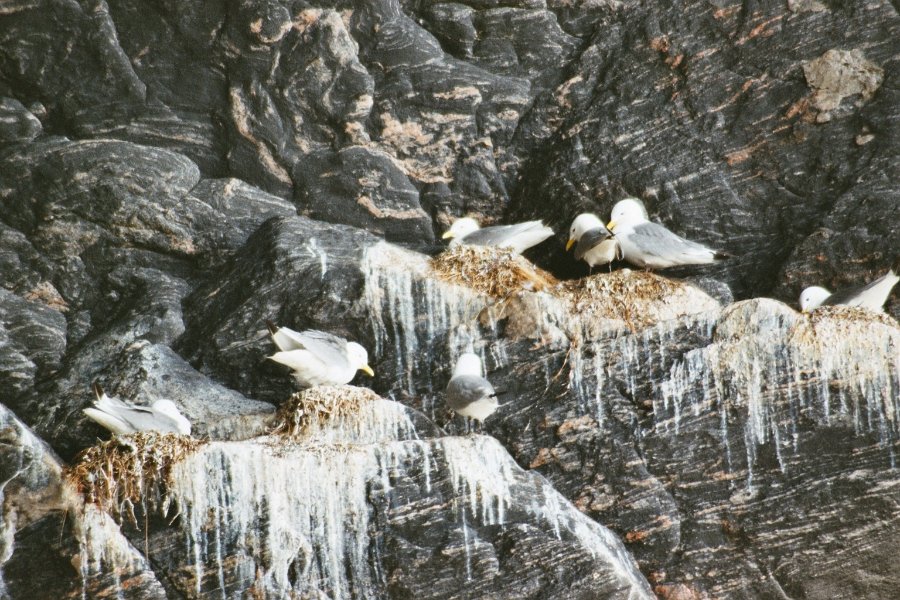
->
<box><xmin>606</xmin><ymin>220</ymin><xmax>617</xmax><ymax>231</ymax></box>
<box><xmin>565</xmin><ymin>238</ymin><xmax>575</xmax><ymax>251</ymax></box>
<box><xmin>441</xmin><ymin>231</ymin><xmax>454</xmax><ymax>240</ymax></box>
<box><xmin>361</xmin><ymin>364</ymin><xmax>375</xmax><ymax>377</ymax></box>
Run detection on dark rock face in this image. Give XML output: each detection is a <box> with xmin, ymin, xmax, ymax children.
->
<box><xmin>0</xmin><ymin>404</ymin><xmax>168</xmax><ymax>599</ymax></box>
<box><xmin>486</xmin><ymin>300</ymin><xmax>900</xmax><ymax>598</ymax></box>
<box><xmin>508</xmin><ymin>1</ymin><xmax>899</xmax><ymax>307</ymax></box>
<box><xmin>1</xmin><ymin>0</ymin><xmax>899</xmax><ymax>597</ymax></box>
<box><xmin>123</xmin><ymin>402</ymin><xmax>652</xmax><ymax>599</ymax></box>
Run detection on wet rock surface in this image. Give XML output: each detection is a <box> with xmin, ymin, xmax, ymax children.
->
<box><xmin>1</xmin><ymin>0</ymin><xmax>899</xmax><ymax>598</ymax></box>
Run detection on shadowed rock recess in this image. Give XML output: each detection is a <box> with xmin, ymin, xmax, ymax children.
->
<box><xmin>0</xmin><ymin>0</ymin><xmax>898</xmax><ymax>598</ymax></box>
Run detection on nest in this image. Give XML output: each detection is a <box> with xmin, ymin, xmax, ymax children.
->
<box><xmin>803</xmin><ymin>304</ymin><xmax>898</xmax><ymax>330</ymax></box>
<box><xmin>559</xmin><ymin>270</ymin><xmax>684</xmax><ymax>329</ymax></box>
<box><xmin>270</xmin><ymin>385</ymin><xmax>380</xmax><ymax>439</ymax></box>
<box><xmin>65</xmin><ymin>432</ymin><xmax>203</xmax><ymax>525</ymax></box>
<box><xmin>430</xmin><ymin>245</ymin><xmax>559</xmax><ymax>299</ymax></box>
<box><xmin>790</xmin><ymin>305</ymin><xmax>899</xmax><ymax>347</ymax></box>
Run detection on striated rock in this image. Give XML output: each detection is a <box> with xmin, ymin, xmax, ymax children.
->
<box><xmin>0</xmin><ymin>0</ymin><xmax>147</xmax><ymax>129</ymax></box>
<box><xmin>487</xmin><ymin>298</ymin><xmax>900</xmax><ymax>596</ymax></box>
<box><xmin>1</xmin><ymin>0</ymin><xmax>899</xmax><ymax>597</ymax></box>
<box><xmin>0</xmin><ymin>223</ymin><xmax>53</xmax><ymax>298</ymax></box>
<box><xmin>301</xmin><ymin>145</ymin><xmax>434</xmax><ymax>243</ymax></box>
<box><xmin>116</xmin><ymin>393</ymin><xmax>654</xmax><ymax>598</ymax></box>
<box><xmin>508</xmin><ymin>0</ymin><xmax>900</xmax><ymax>311</ymax></box>
<box><xmin>177</xmin><ymin>215</ymin><xmax>384</xmax><ymax>404</ymax></box>
<box><xmin>0</xmin><ymin>290</ymin><xmax>67</xmax><ymax>400</ymax></box>
<box><xmin>0</xmin><ymin>98</ymin><xmax>41</xmax><ymax>144</ymax></box>
<box><xmin>0</xmin><ymin>404</ymin><xmax>167</xmax><ymax>599</ymax></box>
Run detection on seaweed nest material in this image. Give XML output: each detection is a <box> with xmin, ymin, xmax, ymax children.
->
<box><xmin>431</xmin><ymin>245</ymin><xmax>559</xmax><ymax>299</ymax></box>
<box><xmin>65</xmin><ymin>432</ymin><xmax>203</xmax><ymax>525</ymax></box>
<box><xmin>560</xmin><ymin>270</ymin><xmax>685</xmax><ymax>329</ymax></box>
<box><xmin>270</xmin><ymin>385</ymin><xmax>380</xmax><ymax>439</ymax></box>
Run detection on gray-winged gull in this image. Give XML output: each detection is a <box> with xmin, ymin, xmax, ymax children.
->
<box><xmin>266</xmin><ymin>320</ymin><xmax>374</xmax><ymax>387</ymax></box>
<box><xmin>83</xmin><ymin>382</ymin><xmax>192</xmax><ymax>435</ymax></box>
<box><xmin>567</xmin><ymin>213</ymin><xmax>620</xmax><ymax>268</ymax></box>
<box><xmin>441</xmin><ymin>217</ymin><xmax>553</xmax><ymax>254</ymax></box>
<box><xmin>445</xmin><ymin>353</ymin><xmax>499</xmax><ymax>422</ymax></box>
<box><xmin>800</xmin><ymin>258</ymin><xmax>899</xmax><ymax>312</ymax></box>
<box><xmin>606</xmin><ymin>198</ymin><xmax>728</xmax><ymax>269</ymax></box>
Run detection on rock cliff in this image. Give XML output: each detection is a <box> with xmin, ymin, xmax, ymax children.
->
<box><xmin>1</xmin><ymin>0</ymin><xmax>898</xmax><ymax>598</ymax></box>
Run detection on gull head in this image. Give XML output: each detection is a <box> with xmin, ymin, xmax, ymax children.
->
<box><xmin>442</xmin><ymin>217</ymin><xmax>481</xmax><ymax>241</ymax></box>
<box><xmin>607</xmin><ymin>197</ymin><xmax>648</xmax><ymax>231</ymax></box>
<box><xmin>453</xmin><ymin>352</ymin><xmax>483</xmax><ymax>378</ymax></box>
<box><xmin>567</xmin><ymin>213</ymin><xmax>604</xmax><ymax>250</ymax></box>
<box><xmin>346</xmin><ymin>342</ymin><xmax>374</xmax><ymax>376</ymax></box>
<box><xmin>799</xmin><ymin>286</ymin><xmax>831</xmax><ymax>312</ymax></box>
<box><xmin>151</xmin><ymin>399</ymin><xmax>192</xmax><ymax>435</ymax></box>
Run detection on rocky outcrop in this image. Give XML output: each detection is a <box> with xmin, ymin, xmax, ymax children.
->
<box><xmin>1</xmin><ymin>0</ymin><xmax>899</xmax><ymax>597</ymax></box>
<box><xmin>173</xmin><ymin>215</ymin><xmax>900</xmax><ymax>597</ymax></box>
<box><xmin>0</xmin><ymin>404</ymin><xmax>168</xmax><ymax>599</ymax></box>
<box><xmin>133</xmin><ymin>395</ymin><xmax>653</xmax><ymax>599</ymax></box>
<box><xmin>1</xmin><ymin>391</ymin><xmax>654</xmax><ymax>599</ymax></box>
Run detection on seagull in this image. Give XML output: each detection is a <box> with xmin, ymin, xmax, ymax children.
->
<box><xmin>83</xmin><ymin>382</ymin><xmax>192</xmax><ymax>436</ymax></box>
<box><xmin>441</xmin><ymin>217</ymin><xmax>554</xmax><ymax>254</ymax></box>
<box><xmin>266</xmin><ymin>320</ymin><xmax>374</xmax><ymax>387</ymax></box>
<box><xmin>799</xmin><ymin>259</ymin><xmax>899</xmax><ymax>312</ymax></box>
<box><xmin>445</xmin><ymin>353</ymin><xmax>499</xmax><ymax>422</ymax></box>
<box><xmin>606</xmin><ymin>198</ymin><xmax>728</xmax><ymax>269</ymax></box>
<box><xmin>567</xmin><ymin>213</ymin><xmax>620</xmax><ymax>269</ymax></box>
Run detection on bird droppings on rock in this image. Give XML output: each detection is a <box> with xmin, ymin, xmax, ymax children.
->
<box><xmin>65</xmin><ymin>432</ymin><xmax>204</xmax><ymax>525</ymax></box>
<box><xmin>430</xmin><ymin>245</ymin><xmax>559</xmax><ymax>299</ymax></box>
<box><xmin>270</xmin><ymin>385</ymin><xmax>381</xmax><ymax>439</ymax></box>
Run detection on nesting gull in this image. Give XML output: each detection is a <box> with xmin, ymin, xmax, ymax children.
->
<box><xmin>445</xmin><ymin>353</ymin><xmax>499</xmax><ymax>422</ymax></box>
<box><xmin>606</xmin><ymin>198</ymin><xmax>728</xmax><ymax>269</ymax></box>
<box><xmin>567</xmin><ymin>213</ymin><xmax>620</xmax><ymax>268</ymax></box>
<box><xmin>442</xmin><ymin>217</ymin><xmax>553</xmax><ymax>254</ymax></box>
<box><xmin>266</xmin><ymin>320</ymin><xmax>374</xmax><ymax>387</ymax></box>
<box><xmin>83</xmin><ymin>383</ymin><xmax>192</xmax><ymax>436</ymax></box>
<box><xmin>800</xmin><ymin>258</ymin><xmax>899</xmax><ymax>312</ymax></box>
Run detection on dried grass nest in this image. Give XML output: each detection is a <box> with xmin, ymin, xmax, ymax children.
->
<box><xmin>432</xmin><ymin>246</ymin><xmax>708</xmax><ymax>329</ymax></box>
<box><xmin>430</xmin><ymin>245</ymin><xmax>559</xmax><ymax>299</ymax></box>
<box><xmin>792</xmin><ymin>305</ymin><xmax>900</xmax><ymax>344</ymax></box>
<box><xmin>270</xmin><ymin>385</ymin><xmax>380</xmax><ymax>439</ymax></box>
<box><xmin>65</xmin><ymin>432</ymin><xmax>203</xmax><ymax>525</ymax></box>
<box><xmin>559</xmin><ymin>270</ymin><xmax>684</xmax><ymax>328</ymax></box>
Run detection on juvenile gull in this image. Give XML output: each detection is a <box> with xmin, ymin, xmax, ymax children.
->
<box><xmin>606</xmin><ymin>198</ymin><xmax>728</xmax><ymax>269</ymax></box>
<box><xmin>567</xmin><ymin>213</ymin><xmax>620</xmax><ymax>268</ymax></box>
<box><xmin>266</xmin><ymin>320</ymin><xmax>374</xmax><ymax>387</ymax></box>
<box><xmin>441</xmin><ymin>217</ymin><xmax>553</xmax><ymax>254</ymax></box>
<box><xmin>799</xmin><ymin>258</ymin><xmax>900</xmax><ymax>312</ymax></box>
<box><xmin>445</xmin><ymin>353</ymin><xmax>499</xmax><ymax>422</ymax></box>
<box><xmin>83</xmin><ymin>383</ymin><xmax>192</xmax><ymax>436</ymax></box>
